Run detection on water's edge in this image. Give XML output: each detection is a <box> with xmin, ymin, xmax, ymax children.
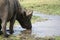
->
<box><xmin>7</xmin><ymin>11</ymin><xmax>60</xmax><ymax>37</ymax></box>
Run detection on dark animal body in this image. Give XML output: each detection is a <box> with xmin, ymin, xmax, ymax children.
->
<box><xmin>0</xmin><ymin>0</ymin><xmax>32</xmax><ymax>37</ymax></box>
<box><xmin>0</xmin><ymin>0</ymin><xmax>18</xmax><ymax>37</ymax></box>
<box><xmin>15</xmin><ymin>1</ymin><xmax>33</xmax><ymax>29</ymax></box>
<box><xmin>16</xmin><ymin>8</ymin><xmax>33</xmax><ymax>29</ymax></box>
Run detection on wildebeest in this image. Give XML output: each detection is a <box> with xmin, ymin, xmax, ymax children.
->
<box><xmin>0</xmin><ymin>0</ymin><xmax>18</xmax><ymax>37</ymax></box>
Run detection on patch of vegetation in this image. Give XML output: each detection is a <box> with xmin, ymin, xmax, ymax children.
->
<box><xmin>55</xmin><ymin>36</ymin><xmax>60</xmax><ymax>40</ymax></box>
<box><xmin>0</xmin><ymin>35</ymin><xmax>60</xmax><ymax>40</ymax></box>
<box><xmin>19</xmin><ymin>0</ymin><xmax>60</xmax><ymax>15</ymax></box>
<box><xmin>31</xmin><ymin>16</ymin><xmax>48</xmax><ymax>23</ymax></box>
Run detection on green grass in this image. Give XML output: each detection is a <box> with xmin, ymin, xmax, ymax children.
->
<box><xmin>31</xmin><ymin>16</ymin><xmax>48</xmax><ymax>23</ymax></box>
<box><xmin>55</xmin><ymin>36</ymin><xmax>60</xmax><ymax>40</ymax></box>
<box><xmin>0</xmin><ymin>35</ymin><xmax>60</xmax><ymax>40</ymax></box>
<box><xmin>18</xmin><ymin>0</ymin><xmax>60</xmax><ymax>15</ymax></box>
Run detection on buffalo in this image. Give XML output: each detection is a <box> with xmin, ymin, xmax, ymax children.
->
<box><xmin>0</xmin><ymin>0</ymin><xmax>33</xmax><ymax>37</ymax></box>
<box><xmin>0</xmin><ymin>0</ymin><xmax>18</xmax><ymax>37</ymax></box>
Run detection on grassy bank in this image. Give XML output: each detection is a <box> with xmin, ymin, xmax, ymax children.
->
<box><xmin>0</xmin><ymin>35</ymin><xmax>60</xmax><ymax>40</ymax></box>
<box><xmin>31</xmin><ymin>16</ymin><xmax>48</xmax><ymax>23</ymax></box>
<box><xmin>55</xmin><ymin>36</ymin><xmax>60</xmax><ymax>40</ymax></box>
<box><xmin>19</xmin><ymin>0</ymin><xmax>60</xmax><ymax>15</ymax></box>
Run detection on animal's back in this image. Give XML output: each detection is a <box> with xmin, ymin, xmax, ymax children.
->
<box><xmin>0</xmin><ymin>0</ymin><xmax>17</xmax><ymax>21</ymax></box>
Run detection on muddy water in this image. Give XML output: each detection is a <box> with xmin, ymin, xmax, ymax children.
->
<box><xmin>7</xmin><ymin>11</ymin><xmax>60</xmax><ymax>37</ymax></box>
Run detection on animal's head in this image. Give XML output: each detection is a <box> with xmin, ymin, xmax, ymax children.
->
<box><xmin>17</xmin><ymin>8</ymin><xmax>33</xmax><ymax>30</ymax></box>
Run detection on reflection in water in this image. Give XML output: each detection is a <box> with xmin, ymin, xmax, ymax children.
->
<box><xmin>7</xmin><ymin>11</ymin><xmax>60</xmax><ymax>37</ymax></box>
